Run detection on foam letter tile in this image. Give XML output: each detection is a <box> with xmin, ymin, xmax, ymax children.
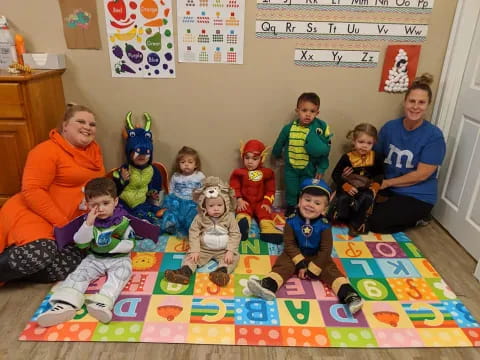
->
<box><xmin>372</xmin><ymin>328</ymin><xmax>423</xmax><ymax>347</ymax></box>
<box><xmin>399</xmin><ymin>241</ymin><xmax>424</xmax><ymax>258</ymax></box>
<box><xmin>193</xmin><ymin>273</ymin><xmax>234</xmax><ymax>297</ymax></box>
<box><xmin>234</xmin><ymin>297</ymin><xmax>280</xmax><ymax>326</ymax></box>
<box><xmin>236</xmin><ymin>254</ymin><xmax>272</xmax><ymax>275</ymax></box>
<box><xmin>416</xmin><ymin>328</ymin><xmax>472</xmax><ymax>347</ymax></box>
<box><xmin>111</xmin><ymin>295</ymin><xmax>150</xmax><ymax>322</ymax></box>
<box><xmin>158</xmin><ymin>252</ymin><xmax>186</xmax><ymax>272</ymax></box>
<box><xmin>19</xmin><ymin>321</ymin><xmax>98</xmax><ymax>342</ymax></box>
<box><xmin>461</xmin><ymin>328</ymin><xmax>480</xmax><ymax>346</ymax></box>
<box><xmin>402</xmin><ymin>301</ymin><xmax>457</xmax><ymax>328</ymax></box>
<box><xmin>341</xmin><ymin>258</ymin><xmax>383</xmax><ymax>279</ymax></box>
<box><xmin>92</xmin><ymin>322</ymin><xmax>144</xmax><ymax>342</ymax></box>
<box><xmin>153</xmin><ymin>272</ymin><xmax>195</xmax><ymax>295</ymax></box>
<box><xmin>334</xmin><ymin>241</ymin><xmax>373</xmax><ymax>258</ymax></box>
<box><xmin>164</xmin><ymin>236</ymin><xmax>190</xmax><ymax>252</ymax></box>
<box><xmin>363</xmin><ymin>301</ymin><xmax>413</xmax><ymax>328</ymax></box>
<box><xmin>280</xmin><ymin>326</ymin><xmax>330</xmax><ymax>347</ymax></box>
<box><xmin>350</xmin><ymin>278</ymin><xmax>397</xmax><ymax>301</ymax></box>
<box><xmin>376</xmin><ymin>259</ymin><xmax>421</xmax><ymax>278</ymax></box>
<box><xmin>239</xmin><ymin>238</ymin><xmax>269</xmax><ymax>255</ymax></box>
<box><xmin>425</xmin><ymin>278</ymin><xmax>457</xmax><ymax>301</ymax></box>
<box><xmin>387</xmin><ymin>278</ymin><xmax>438</xmax><ymax>301</ymax></box>
<box><xmin>277</xmin><ymin>299</ymin><xmax>324</xmax><ymax>327</ymax></box>
<box><xmin>443</xmin><ymin>300</ymin><xmax>480</xmax><ymax>328</ymax></box>
<box><xmin>122</xmin><ymin>271</ymin><xmax>158</xmax><ymax>294</ymax></box>
<box><xmin>144</xmin><ymin>294</ymin><xmax>192</xmax><ymax>323</ymax></box>
<box><xmin>410</xmin><ymin>258</ymin><xmax>441</xmax><ymax>278</ymax></box>
<box><xmin>327</xmin><ymin>327</ymin><xmax>377</xmax><ymax>347</ymax></box>
<box><xmin>319</xmin><ymin>300</ymin><xmax>369</xmax><ymax>327</ymax></box>
<box><xmin>141</xmin><ymin>322</ymin><xmax>189</xmax><ymax>343</ymax></box>
<box><xmin>362</xmin><ymin>232</ymin><xmax>396</xmax><ymax>242</ymax></box>
<box><xmin>276</xmin><ymin>276</ymin><xmax>316</xmax><ymax>299</ymax></box>
<box><xmin>131</xmin><ymin>252</ymin><xmax>163</xmax><ymax>272</ymax></box>
<box><xmin>365</xmin><ymin>242</ymin><xmax>407</xmax><ymax>258</ymax></box>
<box><xmin>187</xmin><ymin>323</ymin><xmax>235</xmax><ymax>345</ymax></box>
<box><xmin>236</xmin><ymin>325</ymin><xmax>283</xmax><ymax>346</ymax></box>
<box><xmin>190</xmin><ymin>297</ymin><xmax>235</xmax><ymax>324</ymax></box>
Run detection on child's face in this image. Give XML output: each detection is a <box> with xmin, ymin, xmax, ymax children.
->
<box><xmin>298</xmin><ymin>193</ymin><xmax>328</xmax><ymax>219</ymax></box>
<box><xmin>130</xmin><ymin>152</ymin><xmax>150</xmax><ymax>167</ymax></box>
<box><xmin>353</xmin><ymin>133</ymin><xmax>375</xmax><ymax>156</ymax></box>
<box><xmin>87</xmin><ymin>195</ymin><xmax>118</xmax><ymax>219</ymax></box>
<box><xmin>243</xmin><ymin>152</ymin><xmax>261</xmax><ymax>171</ymax></box>
<box><xmin>179</xmin><ymin>155</ymin><xmax>196</xmax><ymax>176</ymax></box>
<box><xmin>296</xmin><ymin>101</ymin><xmax>319</xmax><ymax>127</ymax></box>
<box><xmin>205</xmin><ymin>197</ymin><xmax>225</xmax><ymax>218</ymax></box>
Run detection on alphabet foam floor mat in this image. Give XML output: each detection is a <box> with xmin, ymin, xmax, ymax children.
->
<box><xmin>19</xmin><ymin>224</ymin><xmax>480</xmax><ymax>347</ymax></box>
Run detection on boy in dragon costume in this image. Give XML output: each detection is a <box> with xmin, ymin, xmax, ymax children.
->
<box><xmin>112</xmin><ymin>112</ymin><xmax>163</xmax><ymax>225</ymax></box>
<box><xmin>272</xmin><ymin>92</ymin><xmax>333</xmax><ymax>217</ymax></box>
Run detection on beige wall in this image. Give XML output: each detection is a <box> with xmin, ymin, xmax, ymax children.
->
<box><xmin>3</xmin><ymin>0</ymin><xmax>458</xmax><ymax>187</ymax></box>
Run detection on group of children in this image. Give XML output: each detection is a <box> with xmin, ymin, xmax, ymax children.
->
<box><xmin>37</xmin><ymin>92</ymin><xmax>385</xmax><ymax>328</ymax></box>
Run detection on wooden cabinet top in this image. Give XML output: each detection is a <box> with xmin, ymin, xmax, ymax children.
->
<box><xmin>0</xmin><ymin>69</ymin><xmax>65</xmax><ymax>82</ymax></box>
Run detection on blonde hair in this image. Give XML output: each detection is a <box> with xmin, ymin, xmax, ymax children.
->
<box><xmin>172</xmin><ymin>146</ymin><xmax>201</xmax><ymax>174</ymax></box>
<box><xmin>405</xmin><ymin>73</ymin><xmax>434</xmax><ymax>103</ymax></box>
<box><xmin>346</xmin><ymin>123</ymin><xmax>378</xmax><ymax>142</ymax></box>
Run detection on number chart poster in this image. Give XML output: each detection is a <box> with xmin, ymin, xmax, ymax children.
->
<box><xmin>177</xmin><ymin>0</ymin><xmax>246</xmax><ymax>64</ymax></box>
<box><xmin>104</xmin><ymin>0</ymin><xmax>175</xmax><ymax>78</ymax></box>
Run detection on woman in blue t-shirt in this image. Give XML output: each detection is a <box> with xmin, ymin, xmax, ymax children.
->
<box><xmin>368</xmin><ymin>73</ymin><xmax>446</xmax><ymax>233</ymax></box>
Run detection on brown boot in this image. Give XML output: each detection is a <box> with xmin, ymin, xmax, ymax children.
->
<box><xmin>209</xmin><ymin>267</ymin><xmax>230</xmax><ymax>287</ymax></box>
<box><xmin>164</xmin><ymin>266</ymin><xmax>192</xmax><ymax>284</ymax></box>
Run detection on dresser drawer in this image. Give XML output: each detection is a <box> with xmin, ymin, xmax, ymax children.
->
<box><xmin>0</xmin><ymin>83</ymin><xmax>24</xmax><ymax>118</ymax></box>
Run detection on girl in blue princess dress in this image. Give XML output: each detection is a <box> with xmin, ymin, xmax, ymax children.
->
<box><xmin>161</xmin><ymin>146</ymin><xmax>205</xmax><ymax>237</ymax></box>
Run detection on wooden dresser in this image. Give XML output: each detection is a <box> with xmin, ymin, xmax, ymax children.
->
<box><xmin>0</xmin><ymin>69</ymin><xmax>66</xmax><ymax>206</ymax></box>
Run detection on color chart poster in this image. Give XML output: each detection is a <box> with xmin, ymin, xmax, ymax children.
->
<box><xmin>177</xmin><ymin>0</ymin><xmax>245</xmax><ymax>64</ymax></box>
<box><xmin>104</xmin><ymin>0</ymin><xmax>176</xmax><ymax>78</ymax></box>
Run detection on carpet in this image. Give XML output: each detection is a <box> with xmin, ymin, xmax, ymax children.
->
<box><xmin>19</xmin><ymin>223</ymin><xmax>480</xmax><ymax>347</ymax></box>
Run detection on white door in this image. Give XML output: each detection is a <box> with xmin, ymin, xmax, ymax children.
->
<box><xmin>433</xmin><ymin>2</ymin><xmax>480</xmax><ymax>261</ymax></box>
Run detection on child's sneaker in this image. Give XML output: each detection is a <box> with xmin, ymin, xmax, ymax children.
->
<box><xmin>37</xmin><ymin>302</ymin><xmax>76</xmax><ymax>327</ymax></box>
<box><xmin>164</xmin><ymin>265</ymin><xmax>192</xmax><ymax>284</ymax></box>
<box><xmin>87</xmin><ymin>302</ymin><xmax>112</xmax><ymax>323</ymax></box>
<box><xmin>344</xmin><ymin>292</ymin><xmax>363</xmax><ymax>314</ymax></box>
<box><xmin>247</xmin><ymin>278</ymin><xmax>276</xmax><ymax>301</ymax></box>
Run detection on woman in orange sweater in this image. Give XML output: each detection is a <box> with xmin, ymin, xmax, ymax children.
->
<box><xmin>0</xmin><ymin>104</ymin><xmax>104</xmax><ymax>283</ymax></box>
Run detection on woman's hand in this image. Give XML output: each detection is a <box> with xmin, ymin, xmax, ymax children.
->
<box><xmin>86</xmin><ymin>206</ymin><xmax>98</xmax><ymax>226</ymax></box>
<box><xmin>347</xmin><ymin>186</ymin><xmax>358</xmax><ymax>196</ymax></box>
<box><xmin>224</xmin><ymin>250</ymin><xmax>234</xmax><ymax>265</ymax></box>
<box><xmin>237</xmin><ymin>198</ymin><xmax>249</xmax><ymax>212</ymax></box>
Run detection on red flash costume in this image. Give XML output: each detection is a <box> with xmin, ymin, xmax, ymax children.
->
<box><xmin>229</xmin><ymin>140</ymin><xmax>283</xmax><ymax>244</ymax></box>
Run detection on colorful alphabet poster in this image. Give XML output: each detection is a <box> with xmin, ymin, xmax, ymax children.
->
<box><xmin>103</xmin><ymin>0</ymin><xmax>175</xmax><ymax>78</ymax></box>
<box><xmin>177</xmin><ymin>0</ymin><xmax>246</xmax><ymax>64</ymax></box>
<box><xmin>58</xmin><ymin>0</ymin><xmax>102</xmax><ymax>49</ymax></box>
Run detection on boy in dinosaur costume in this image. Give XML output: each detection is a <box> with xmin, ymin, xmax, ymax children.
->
<box><xmin>112</xmin><ymin>112</ymin><xmax>163</xmax><ymax>225</ymax></box>
<box><xmin>229</xmin><ymin>139</ymin><xmax>283</xmax><ymax>244</ymax></box>
<box><xmin>272</xmin><ymin>92</ymin><xmax>333</xmax><ymax>217</ymax></box>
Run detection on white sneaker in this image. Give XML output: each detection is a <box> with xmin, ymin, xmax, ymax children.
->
<box><xmin>345</xmin><ymin>293</ymin><xmax>364</xmax><ymax>315</ymax></box>
<box><xmin>87</xmin><ymin>302</ymin><xmax>112</xmax><ymax>323</ymax></box>
<box><xmin>37</xmin><ymin>303</ymin><xmax>76</xmax><ymax>327</ymax></box>
<box><xmin>247</xmin><ymin>279</ymin><xmax>276</xmax><ymax>301</ymax></box>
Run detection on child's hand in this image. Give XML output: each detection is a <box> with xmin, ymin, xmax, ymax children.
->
<box><xmin>86</xmin><ymin>206</ymin><xmax>98</xmax><ymax>226</ymax></box>
<box><xmin>298</xmin><ymin>268</ymin><xmax>308</xmax><ymax>280</ymax></box>
<box><xmin>347</xmin><ymin>186</ymin><xmax>358</xmax><ymax>196</ymax></box>
<box><xmin>237</xmin><ymin>198</ymin><xmax>249</xmax><ymax>212</ymax></box>
<box><xmin>224</xmin><ymin>250</ymin><xmax>234</xmax><ymax>265</ymax></box>
<box><xmin>260</xmin><ymin>204</ymin><xmax>272</xmax><ymax>213</ymax></box>
<box><xmin>188</xmin><ymin>252</ymin><xmax>200</xmax><ymax>264</ymax></box>
<box><xmin>314</xmin><ymin>173</ymin><xmax>323</xmax><ymax>180</ymax></box>
<box><xmin>120</xmin><ymin>167</ymin><xmax>130</xmax><ymax>182</ymax></box>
